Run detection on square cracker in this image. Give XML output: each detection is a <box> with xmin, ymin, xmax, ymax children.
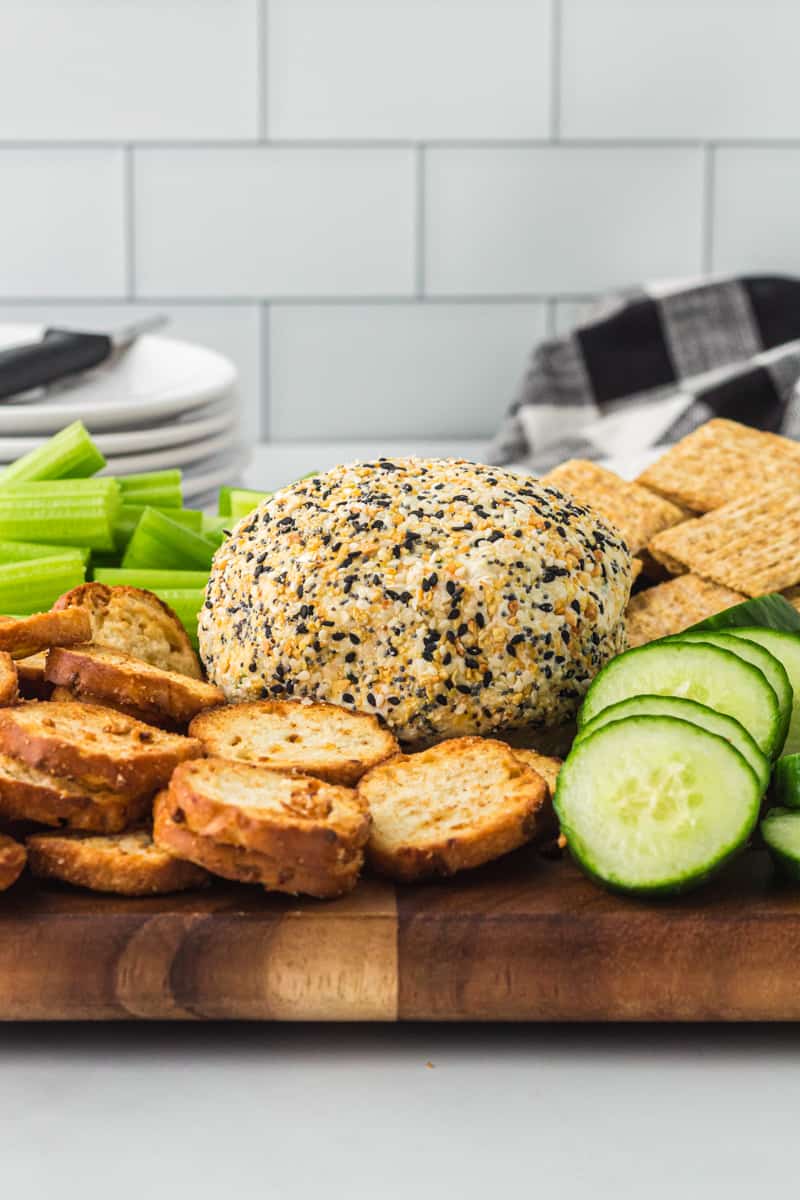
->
<box><xmin>647</xmin><ymin>483</ymin><xmax>800</xmax><ymax>596</ymax></box>
<box><xmin>540</xmin><ymin>459</ymin><xmax>686</xmax><ymax>554</ymax></box>
<box><xmin>637</xmin><ymin>419</ymin><xmax>800</xmax><ymax>513</ymax></box>
<box><xmin>625</xmin><ymin>575</ymin><xmax>745</xmax><ymax>648</ymax></box>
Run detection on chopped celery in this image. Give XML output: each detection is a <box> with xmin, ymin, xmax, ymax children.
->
<box><xmin>113</xmin><ymin>504</ymin><xmax>202</xmax><ymax>552</ymax></box>
<box><xmin>155</xmin><ymin>587</ymin><xmax>205</xmax><ymax>648</ymax></box>
<box><xmin>0</xmin><ymin>555</ymin><xmax>85</xmax><ymax>614</ymax></box>
<box><xmin>218</xmin><ymin>485</ymin><xmax>271</xmax><ymax>518</ymax></box>
<box><xmin>116</xmin><ymin>470</ymin><xmax>183</xmax><ymax>508</ymax></box>
<box><xmin>93</xmin><ymin>568</ymin><xmax>210</xmax><ymax>589</ymax></box>
<box><xmin>121</xmin><ymin>508</ymin><xmax>216</xmax><ymax>571</ymax></box>
<box><xmin>0</xmin><ymin>539</ymin><xmax>89</xmax><ymax>567</ymax></box>
<box><xmin>0</xmin><ymin>421</ymin><xmax>105</xmax><ymax>486</ymax></box>
<box><xmin>0</xmin><ymin>479</ymin><xmax>120</xmax><ymax>551</ymax></box>
<box><xmin>202</xmin><ymin>513</ymin><xmax>230</xmax><ymax>536</ymax></box>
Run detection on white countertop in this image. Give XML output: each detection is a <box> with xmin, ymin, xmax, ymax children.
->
<box><xmin>2</xmin><ymin>1021</ymin><xmax>800</xmax><ymax>1198</ymax></box>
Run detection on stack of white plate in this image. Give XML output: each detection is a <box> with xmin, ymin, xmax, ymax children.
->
<box><xmin>0</xmin><ymin>324</ymin><xmax>244</xmax><ymax>506</ymax></box>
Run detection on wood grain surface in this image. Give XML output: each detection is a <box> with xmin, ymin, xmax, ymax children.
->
<box><xmin>1</xmin><ymin>847</ymin><xmax>800</xmax><ymax>1020</ymax></box>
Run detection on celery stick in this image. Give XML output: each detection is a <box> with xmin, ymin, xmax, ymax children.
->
<box><xmin>155</xmin><ymin>587</ymin><xmax>205</xmax><ymax>647</ymax></box>
<box><xmin>202</xmin><ymin>513</ymin><xmax>230</xmax><ymax>536</ymax></box>
<box><xmin>0</xmin><ymin>539</ymin><xmax>89</xmax><ymax>567</ymax></box>
<box><xmin>113</xmin><ymin>504</ymin><xmax>202</xmax><ymax>552</ymax></box>
<box><xmin>0</xmin><ymin>555</ymin><xmax>85</xmax><ymax>614</ymax></box>
<box><xmin>0</xmin><ymin>421</ymin><xmax>105</xmax><ymax>487</ymax></box>
<box><xmin>218</xmin><ymin>485</ymin><xmax>272</xmax><ymax>518</ymax></box>
<box><xmin>121</xmin><ymin>508</ymin><xmax>216</xmax><ymax>571</ymax></box>
<box><xmin>116</xmin><ymin>470</ymin><xmax>183</xmax><ymax>508</ymax></box>
<box><xmin>93</xmin><ymin>568</ymin><xmax>210</xmax><ymax>589</ymax></box>
<box><xmin>0</xmin><ymin>479</ymin><xmax>120</xmax><ymax>551</ymax></box>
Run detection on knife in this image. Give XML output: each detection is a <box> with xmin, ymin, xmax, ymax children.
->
<box><xmin>0</xmin><ymin>315</ymin><xmax>168</xmax><ymax>400</ymax></box>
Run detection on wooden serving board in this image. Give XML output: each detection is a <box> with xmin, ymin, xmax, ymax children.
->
<box><xmin>2</xmin><ymin>845</ymin><xmax>800</xmax><ymax>1021</ymax></box>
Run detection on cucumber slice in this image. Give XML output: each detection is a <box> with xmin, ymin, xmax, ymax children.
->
<box><xmin>761</xmin><ymin>807</ymin><xmax>800</xmax><ymax>881</ymax></box>
<box><xmin>671</xmin><ymin>631</ymin><xmax>791</xmax><ymax>758</ymax></box>
<box><xmin>771</xmin><ymin>754</ymin><xmax>800</xmax><ymax>810</ymax></box>
<box><xmin>726</xmin><ymin>628</ymin><xmax>800</xmax><ymax>757</ymax></box>
<box><xmin>578</xmin><ymin>640</ymin><xmax>781</xmax><ymax>758</ymax></box>
<box><xmin>574</xmin><ymin>694</ymin><xmax>769</xmax><ymax>795</ymax></box>
<box><xmin>689</xmin><ymin>593</ymin><xmax>800</xmax><ymax>635</ymax></box>
<box><xmin>555</xmin><ymin>716</ymin><xmax>760</xmax><ymax>895</ymax></box>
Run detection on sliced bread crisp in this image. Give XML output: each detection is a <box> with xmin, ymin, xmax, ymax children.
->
<box><xmin>0</xmin><ymin>833</ymin><xmax>25</xmax><ymax>891</ymax></box>
<box><xmin>188</xmin><ymin>699</ymin><xmax>399</xmax><ymax>786</ymax></box>
<box><xmin>511</xmin><ymin>748</ymin><xmax>562</xmax><ymax>798</ymax></box>
<box><xmin>154</xmin><ymin>798</ymin><xmax>294</xmax><ymax>890</ymax></box>
<box><xmin>0</xmin><ymin>653</ymin><xmax>17</xmax><ymax>706</ymax></box>
<box><xmin>160</xmin><ymin>757</ymin><xmax>371</xmax><ymax>896</ymax></box>
<box><xmin>45</xmin><ymin>645</ymin><xmax>224</xmax><ymax>728</ymax></box>
<box><xmin>0</xmin><ymin>701</ymin><xmax>202</xmax><ymax>795</ymax></box>
<box><xmin>358</xmin><ymin>736</ymin><xmax>547</xmax><ymax>882</ymax></box>
<box><xmin>52</xmin><ymin>583</ymin><xmax>201</xmax><ymax>678</ymax></box>
<box><xmin>26</xmin><ymin>828</ymin><xmax>210</xmax><ymax>895</ymax></box>
<box><xmin>47</xmin><ymin>683</ymin><xmax>179</xmax><ymax>730</ymax></box>
<box><xmin>0</xmin><ymin>751</ymin><xmax>150</xmax><ymax>833</ymax></box>
<box><xmin>16</xmin><ymin>651</ymin><xmax>50</xmax><ymax>700</ymax></box>
<box><xmin>0</xmin><ymin>609</ymin><xmax>91</xmax><ymax>659</ymax></box>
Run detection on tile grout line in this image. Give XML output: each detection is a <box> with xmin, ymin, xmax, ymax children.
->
<box><xmin>549</xmin><ymin>0</ymin><xmax>562</xmax><ymax>141</ymax></box>
<box><xmin>702</xmin><ymin>142</ymin><xmax>716</xmax><ymax>274</ymax></box>
<box><xmin>260</xmin><ymin>301</ymin><xmax>271</xmax><ymax>442</ymax></box>
<box><xmin>124</xmin><ymin>145</ymin><xmax>136</xmax><ymax>299</ymax></box>
<box><xmin>1</xmin><ymin>137</ymin><xmax>798</xmax><ymax>150</ymax></box>
<box><xmin>414</xmin><ymin>145</ymin><xmax>426</xmax><ymax>298</ymax></box>
<box><xmin>258</xmin><ymin>0</ymin><xmax>269</xmax><ymax>141</ymax></box>
<box><xmin>0</xmin><ymin>293</ymin><xmax>577</xmax><ymax>307</ymax></box>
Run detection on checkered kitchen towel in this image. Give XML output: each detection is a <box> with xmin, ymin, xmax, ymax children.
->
<box><xmin>489</xmin><ymin>276</ymin><xmax>800</xmax><ymax>473</ymax></box>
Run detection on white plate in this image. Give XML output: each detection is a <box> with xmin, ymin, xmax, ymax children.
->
<box><xmin>100</xmin><ymin>429</ymin><xmax>240</xmax><ymax>476</ymax></box>
<box><xmin>0</xmin><ymin>397</ymin><xmax>238</xmax><ymax>459</ymax></box>
<box><xmin>0</xmin><ymin>324</ymin><xmax>237</xmax><ymax>434</ymax></box>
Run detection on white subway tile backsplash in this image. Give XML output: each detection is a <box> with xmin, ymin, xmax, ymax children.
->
<box><xmin>134</xmin><ymin>149</ymin><xmax>416</xmax><ymax>298</ymax></box>
<box><xmin>712</xmin><ymin>149</ymin><xmax>800</xmax><ymax>277</ymax></box>
<box><xmin>0</xmin><ymin>0</ymin><xmax>791</xmax><ymax>450</ymax></box>
<box><xmin>0</xmin><ymin>150</ymin><xmax>125</xmax><ymax>297</ymax></box>
<box><xmin>268</xmin><ymin>0</ymin><xmax>551</xmax><ymax>139</ymax></box>
<box><xmin>561</xmin><ymin>0</ymin><xmax>800</xmax><ymax>140</ymax></box>
<box><xmin>269</xmin><ymin>303</ymin><xmax>545</xmax><ymax>439</ymax></box>
<box><xmin>0</xmin><ymin>303</ymin><xmax>262</xmax><ymax>439</ymax></box>
<box><xmin>425</xmin><ymin>148</ymin><xmax>705</xmax><ymax>295</ymax></box>
<box><xmin>0</xmin><ymin>1</ymin><xmax>258</xmax><ymax>141</ymax></box>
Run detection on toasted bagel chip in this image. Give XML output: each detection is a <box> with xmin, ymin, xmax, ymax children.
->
<box><xmin>162</xmin><ymin>758</ymin><xmax>370</xmax><ymax>897</ymax></box>
<box><xmin>0</xmin><ymin>701</ymin><xmax>202</xmax><ymax>795</ymax></box>
<box><xmin>0</xmin><ymin>832</ymin><xmax>25</xmax><ymax>891</ymax></box>
<box><xmin>189</xmin><ymin>699</ymin><xmax>398</xmax><ymax>786</ymax></box>
<box><xmin>358</xmin><ymin>736</ymin><xmax>547</xmax><ymax>882</ymax></box>
<box><xmin>27</xmin><ymin>828</ymin><xmax>209</xmax><ymax>895</ymax></box>
<box><xmin>0</xmin><ymin>609</ymin><xmax>90</xmax><ymax>659</ymax></box>
<box><xmin>0</xmin><ymin>751</ymin><xmax>150</xmax><ymax>833</ymax></box>
<box><xmin>45</xmin><ymin>645</ymin><xmax>222</xmax><ymax>728</ymax></box>
<box><xmin>52</xmin><ymin>583</ymin><xmax>201</xmax><ymax>678</ymax></box>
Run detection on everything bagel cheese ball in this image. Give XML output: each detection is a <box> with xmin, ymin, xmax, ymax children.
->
<box><xmin>199</xmin><ymin>458</ymin><xmax>632</xmax><ymax>743</ymax></box>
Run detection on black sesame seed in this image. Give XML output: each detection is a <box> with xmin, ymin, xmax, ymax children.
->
<box><xmin>345</xmin><ymin>651</ymin><xmax>357</xmax><ymax>663</ymax></box>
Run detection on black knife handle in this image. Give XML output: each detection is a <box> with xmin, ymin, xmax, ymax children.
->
<box><xmin>0</xmin><ymin>328</ymin><xmax>113</xmax><ymax>400</ymax></box>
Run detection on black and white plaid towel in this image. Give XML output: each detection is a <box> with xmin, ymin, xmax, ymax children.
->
<box><xmin>489</xmin><ymin>276</ymin><xmax>800</xmax><ymax>473</ymax></box>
